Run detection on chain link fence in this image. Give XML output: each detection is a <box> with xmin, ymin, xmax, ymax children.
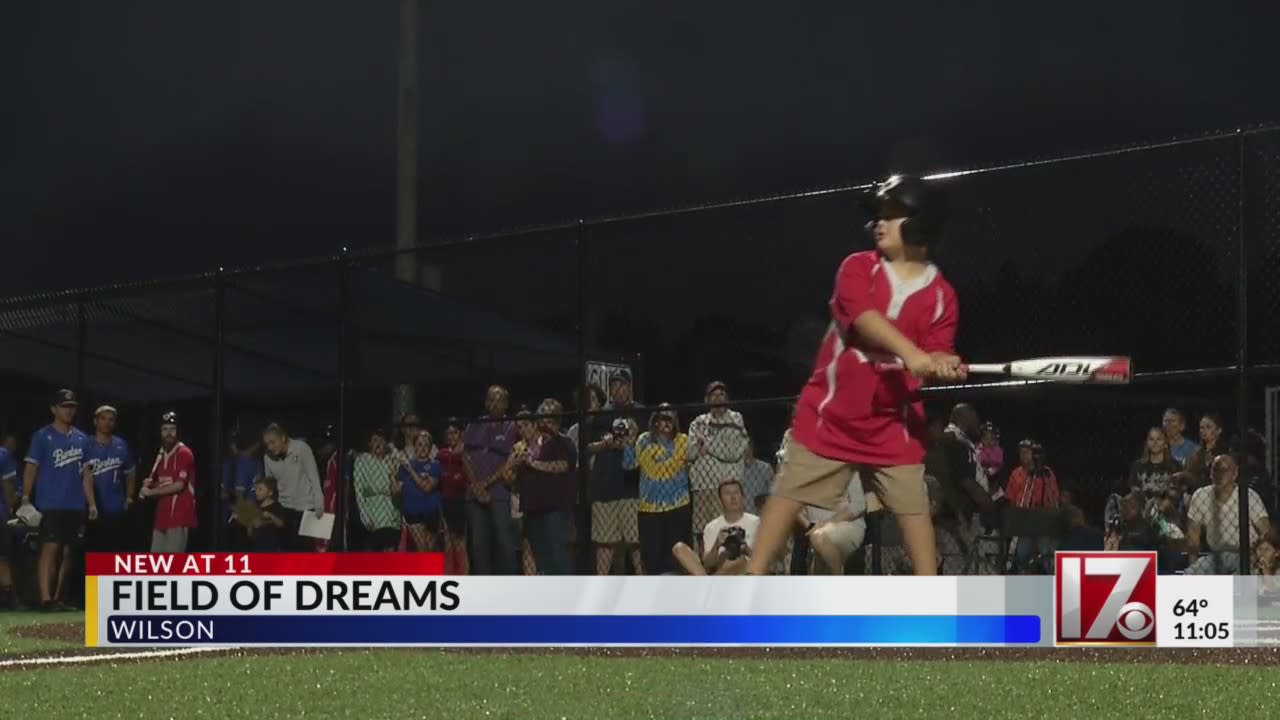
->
<box><xmin>2</xmin><ymin>128</ymin><xmax>1277</xmax><ymax>581</ymax></box>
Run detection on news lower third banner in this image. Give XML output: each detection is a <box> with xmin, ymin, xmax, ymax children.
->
<box><xmin>83</xmin><ymin>553</ymin><xmax>1280</xmax><ymax>648</ymax></box>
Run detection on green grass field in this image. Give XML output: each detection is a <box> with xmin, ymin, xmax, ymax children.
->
<box><xmin>4</xmin><ymin>647</ymin><xmax>1280</xmax><ymax>719</ymax></box>
<box><xmin>4</xmin><ymin>607</ymin><xmax>1280</xmax><ymax>718</ymax></box>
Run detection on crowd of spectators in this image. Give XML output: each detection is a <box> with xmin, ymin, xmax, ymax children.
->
<box><xmin>913</xmin><ymin>405</ymin><xmax>1278</xmax><ymax>577</ymax></box>
<box><xmin>2</xmin><ymin>377</ymin><xmax>1277</xmax><ymax>611</ymax></box>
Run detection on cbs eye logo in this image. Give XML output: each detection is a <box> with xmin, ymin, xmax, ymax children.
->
<box><xmin>1054</xmin><ymin>552</ymin><xmax>1157</xmax><ymax>646</ymax></box>
<box><xmin>1112</xmin><ymin>601</ymin><xmax>1155</xmax><ymax>640</ymax></box>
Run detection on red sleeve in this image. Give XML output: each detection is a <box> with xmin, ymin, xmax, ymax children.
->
<box><xmin>920</xmin><ymin>282</ymin><xmax>958</xmax><ymax>354</ymax></box>
<box><xmin>829</xmin><ymin>253</ymin><xmax>877</xmax><ymax>331</ymax></box>
<box><xmin>1046</xmin><ymin>470</ymin><xmax>1061</xmax><ymax>508</ymax></box>
<box><xmin>1006</xmin><ymin>468</ymin><xmax>1025</xmax><ymax>507</ymax></box>
<box><xmin>177</xmin><ymin>447</ymin><xmax>195</xmax><ymax>487</ymax></box>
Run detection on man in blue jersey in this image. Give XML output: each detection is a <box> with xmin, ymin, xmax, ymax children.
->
<box><xmin>21</xmin><ymin>389</ymin><xmax>90</xmax><ymax>612</ymax></box>
<box><xmin>82</xmin><ymin>406</ymin><xmax>137</xmax><ymax>552</ymax></box>
<box><xmin>223</xmin><ymin>428</ymin><xmax>263</xmax><ymax>550</ymax></box>
<box><xmin>0</xmin><ymin>433</ymin><xmax>19</xmax><ymax>608</ymax></box>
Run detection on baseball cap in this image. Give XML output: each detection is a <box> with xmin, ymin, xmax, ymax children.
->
<box><xmin>94</xmin><ymin>405</ymin><xmax>118</xmax><ymax>418</ymax></box>
<box><xmin>609</xmin><ymin>368</ymin><xmax>632</xmax><ymax>385</ymax></box>
<box><xmin>160</xmin><ymin>411</ymin><xmax>179</xmax><ymax>426</ymax></box>
<box><xmin>705</xmin><ymin>380</ymin><xmax>728</xmax><ymax>396</ymax></box>
<box><xmin>50</xmin><ymin>389</ymin><xmax>78</xmax><ymax>407</ymax></box>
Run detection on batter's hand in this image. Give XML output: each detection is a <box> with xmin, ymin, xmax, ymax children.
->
<box><xmin>929</xmin><ymin>353</ymin><xmax>967</xmax><ymax>382</ymax></box>
<box><xmin>903</xmin><ymin>351</ymin><xmax>936</xmax><ymax>380</ymax></box>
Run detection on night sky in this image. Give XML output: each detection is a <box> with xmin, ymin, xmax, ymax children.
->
<box><xmin>6</xmin><ymin>1</ymin><xmax>1277</xmax><ymax>297</ymax></box>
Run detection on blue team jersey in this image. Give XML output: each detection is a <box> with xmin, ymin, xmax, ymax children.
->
<box><xmin>398</xmin><ymin>458</ymin><xmax>441</xmax><ymax>516</ymax></box>
<box><xmin>83</xmin><ymin>435</ymin><xmax>135</xmax><ymax>516</ymax></box>
<box><xmin>0</xmin><ymin>447</ymin><xmax>18</xmax><ymax>516</ymax></box>
<box><xmin>223</xmin><ymin>454</ymin><xmax>263</xmax><ymax>506</ymax></box>
<box><xmin>26</xmin><ymin>424</ymin><xmax>90</xmax><ymax>511</ymax></box>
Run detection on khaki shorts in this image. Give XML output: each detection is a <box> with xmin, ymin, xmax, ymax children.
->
<box><xmin>591</xmin><ymin>499</ymin><xmax>640</xmax><ymax>544</ymax></box>
<box><xmin>774</xmin><ymin>439</ymin><xmax>929</xmax><ymax>515</ymax></box>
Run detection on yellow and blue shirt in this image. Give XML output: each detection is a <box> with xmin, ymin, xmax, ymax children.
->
<box><xmin>624</xmin><ymin>433</ymin><xmax>692</xmax><ymax>513</ymax></box>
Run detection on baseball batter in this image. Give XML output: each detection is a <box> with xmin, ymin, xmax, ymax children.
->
<box><xmin>747</xmin><ymin>174</ymin><xmax>965</xmax><ymax>576</ymax></box>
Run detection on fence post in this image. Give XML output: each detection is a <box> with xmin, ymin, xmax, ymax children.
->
<box><xmin>76</xmin><ymin>293</ymin><xmax>87</xmax><ymax>399</ymax></box>
<box><xmin>336</xmin><ymin>250</ymin><xmax>352</xmax><ymax>552</ymax></box>
<box><xmin>1236</xmin><ymin>131</ymin><xmax>1251</xmax><ymax>573</ymax></box>
<box><xmin>211</xmin><ymin>269</ymin><xmax>226</xmax><ymax>552</ymax></box>
<box><xmin>574</xmin><ymin>220</ymin><xmax>592</xmax><ymax>574</ymax></box>
<box><xmin>633</xmin><ymin>352</ymin><xmax>645</xmax><ymax>404</ymax></box>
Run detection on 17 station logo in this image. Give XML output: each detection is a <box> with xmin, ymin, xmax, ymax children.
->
<box><xmin>1054</xmin><ymin>551</ymin><xmax>1157</xmax><ymax>646</ymax></box>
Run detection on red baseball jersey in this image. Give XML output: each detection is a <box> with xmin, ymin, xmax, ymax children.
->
<box><xmin>152</xmin><ymin>443</ymin><xmax>197</xmax><ymax>530</ymax></box>
<box><xmin>791</xmin><ymin>250</ymin><xmax>958</xmax><ymax>466</ymax></box>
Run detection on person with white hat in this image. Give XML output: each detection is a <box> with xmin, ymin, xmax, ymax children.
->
<box><xmin>82</xmin><ymin>405</ymin><xmax>136</xmax><ymax>552</ymax></box>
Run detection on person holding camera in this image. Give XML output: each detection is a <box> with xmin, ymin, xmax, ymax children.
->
<box><xmin>1005</xmin><ymin>439</ymin><xmax>1060</xmax><ymax>509</ymax></box>
<box><xmin>1004</xmin><ymin>438</ymin><xmax>1061</xmax><ymax>572</ymax></box>
<box><xmin>586</xmin><ymin>370</ymin><xmax>645</xmax><ymax>575</ymax></box>
<box><xmin>672</xmin><ymin>480</ymin><xmax>758</xmax><ymax>575</ymax></box>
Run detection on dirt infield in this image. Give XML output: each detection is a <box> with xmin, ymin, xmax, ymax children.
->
<box><xmin>9</xmin><ymin>622</ymin><xmax>81</xmax><ymax>643</ymax></box>
<box><xmin>5</xmin><ymin>620</ymin><xmax>1280</xmax><ymax>670</ymax></box>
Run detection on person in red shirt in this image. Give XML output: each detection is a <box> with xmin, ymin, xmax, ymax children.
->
<box><xmin>140</xmin><ymin>412</ymin><xmax>197</xmax><ymax>552</ymax></box>
<box><xmin>437</xmin><ymin>418</ymin><xmax>469</xmax><ymax>574</ymax></box>
<box><xmin>1005</xmin><ymin>439</ymin><xmax>1061</xmax><ymax>509</ymax></box>
<box><xmin>747</xmin><ymin>174</ymin><xmax>965</xmax><ymax>577</ymax></box>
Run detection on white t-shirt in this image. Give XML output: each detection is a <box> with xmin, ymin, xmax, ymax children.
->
<box><xmin>702</xmin><ymin>513</ymin><xmax>761</xmax><ymax>557</ymax></box>
<box><xmin>806</xmin><ymin>480</ymin><xmax>868</xmax><ymax>524</ymax></box>
<box><xmin>1187</xmin><ymin>485</ymin><xmax>1269</xmax><ymax>551</ymax></box>
<box><xmin>687</xmin><ymin>410</ymin><xmax>749</xmax><ymax>492</ymax></box>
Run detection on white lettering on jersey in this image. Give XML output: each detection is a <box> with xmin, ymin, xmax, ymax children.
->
<box><xmin>88</xmin><ymin>455</ymin><xmax>125</xmax><ymax>476</ymax></box>
<box><xmin>52</xmin><ymin>446</ymin><xmax>83</xmax><ymax>469</ymax></box>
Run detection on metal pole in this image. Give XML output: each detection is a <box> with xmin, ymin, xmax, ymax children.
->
<box><xmin>1235</xmin><ymin>131</ymin><xmax>1251</xmax><ymax>573</ymax></box>
<box><xmin>212</xmin><ymin>270</ymin><xmax>227</xmax><ymax>552</ymax></box>
<box><xmin>574</xmin><ymin>220</ymin><xmax>591</xmax><ymax>574</ymax></box>
<box><xmin>76</xmin><ymin>294</ymin><xmax>87</xmax><ymax>404</ymax></box>
<box><xmin>632</xmin><ymin>352</ymin><xmax>645</xmax><ymax>404</ymax></box>
<box><xmin>392</xmin><ymin>0</ymin><xmax>421</xmax><ymax>425</ymax></box>
<box><xmin>336</xmin><ymin>252</ymin><xmax>352</xmax><ymax>552</ymax></box>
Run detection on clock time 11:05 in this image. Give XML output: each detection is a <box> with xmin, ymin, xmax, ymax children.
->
<box><xmin>1172</xmin><ymin>622</ymin><xmax>1230</xmax><ymax>641</ymax></box>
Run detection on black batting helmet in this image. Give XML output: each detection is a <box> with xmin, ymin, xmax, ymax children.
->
<box><xmin>858</xmin><ymin>174</ymin><xmax>949</xmax><ymax>248</ymax></box>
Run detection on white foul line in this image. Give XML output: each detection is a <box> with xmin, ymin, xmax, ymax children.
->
<box><xmin>0</xmin><ymin>646</ymin><xmax>231</xmax><ymax>669</ymax></box>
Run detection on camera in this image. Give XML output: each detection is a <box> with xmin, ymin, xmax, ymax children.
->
<box><xmin>611</xmin><ymin>417</ymin><xmax>630</xmax><ymax>436</ymax></box>
<box><xmin>723</xmin><ymin>526</ymin><xmax>748</xmax><ymax>560</ymax></box>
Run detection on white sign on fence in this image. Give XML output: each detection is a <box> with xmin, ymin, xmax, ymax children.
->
<box><xmin>585</xmin><ymin>361</ymin><xmax>634</xmax><ymax>401</ymax></box>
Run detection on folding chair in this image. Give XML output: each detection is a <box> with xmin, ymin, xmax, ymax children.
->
<box><xmin>999</xmin><ymin>507</ymin><xmax>1069</xmax><ymax>574</ymax></box>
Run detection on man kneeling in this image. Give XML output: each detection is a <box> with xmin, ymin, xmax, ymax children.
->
<box><xmin>672</xmin><ymin>480</ymin><xmax>758</xmax><ymax>575</ymax></box>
